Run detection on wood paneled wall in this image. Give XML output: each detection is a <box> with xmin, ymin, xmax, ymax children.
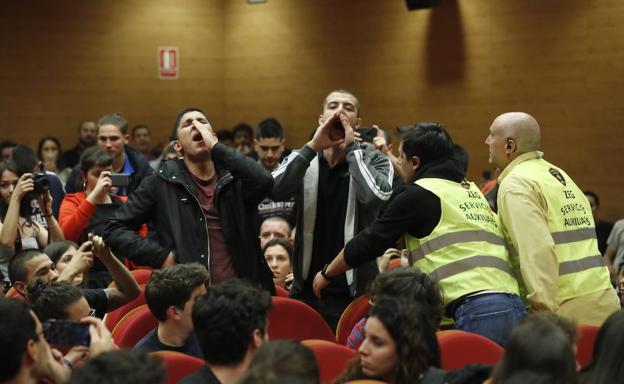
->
<box><xmin>1</xmin><ymin>0</ymin><xmax>623</xmax><ymax>219</ymax></box>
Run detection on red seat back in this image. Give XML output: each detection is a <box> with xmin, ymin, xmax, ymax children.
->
<box><xmin>104</xmin><ymin>285</ymin><xmax>147</xmax><ymax>331</ymax></box>
<box><xmin>111</xmin><ymin>304</ymin><xmax>158</xmax><ymax>348</ymax></box>
<box><xmin>268</xmin><ymin>297</ymin><xmax>335</xmax><ymax>342</ymax></box>
<box><xmin>274</xmin><ymin>285</ymin><xmax>289</xmax><ymax>298</ymax></box>
<box><xmin>576</xmin><ymin>324</ymin><xmax>600</xmax><ymax>368</ymax></box>
<box><xmin>303</xmin><ymin>339</ymin><xmax>357</xmax><ymax>384</ymax></box>
<box><xmin>335</xmin><ymin>295</ymin><xmax>371</xmax><ymax>346</ymax></box>
<box><xmin>151</xmin><ymin>351</ymin><xmax>205</xmax><ymax>384</ymax></box>
<box><xmin>5</xmin><ymin>287</ymin><xmax>25</xmax><ymax>300</ymax></box>
<box><xmin>437</xmin><ymin>330</ymin><xmax>504</xmax><ymax>370</ymax></box>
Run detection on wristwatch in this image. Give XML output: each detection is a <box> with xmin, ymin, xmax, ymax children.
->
<box><xmin>320</xmin><ymin>264</ymin><xmax>335</xmax><ymax>281</ymax></box>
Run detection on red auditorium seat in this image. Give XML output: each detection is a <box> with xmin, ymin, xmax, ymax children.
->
<box><xmin>151</xmin><ymin>351</ymin><xmax>205</xmax><ymax>384</ymax></box>
<box><xmin>274</xmin><ymin>284</ymin><xmax>289</xmax><ymax>297</ymax></box>
<box><xmin>576</xmin><ymin>324</ymin><xmax>600</xmax><ymax>368</ymax></box>
<box><xmin>104</xmin><ymin>285</ymin><xmax>147</xmax><ymax>331</ymax></box>
<box><xmin>267</xmin><ymin>297</ymin><xmax>335</xmax><ymax>342</ymax></box>
<box><xmin>437</xmin><ymin>330</ymin><xmax>504</xmax><ymax>370</ymax></box>
<box><xmin>303</xmin><ymin>339</ymin><xmax>357</xmax><ymax>384</ymax></box>
<box><xmin>335</xmin><ymin>295</ymin><xmax>372</xmax><ymax>346</ymax></box>
<box><xmin>111</xmin><ymin>304</ymin><xmax>158</xmax><ymax>348</ymax></box>
<box><xmin>5</xmin><ymin>287</ymin><xmax>25</xmax><ymax>300</ymax></box>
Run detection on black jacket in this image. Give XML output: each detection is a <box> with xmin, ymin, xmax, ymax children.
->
<box><xmin>103</xmin><ymin>144</ymin><xmax>275</xmax><ymax>291</ymax></box>
<box><xmin>344</xmin><ymin>157</ymin><xmax>465</xmax><ymax>268</ymax></box>
<box><xmin>65</xmin><ymin>146</ymin><xmax>153</xmax><ymax>194</ymax></box>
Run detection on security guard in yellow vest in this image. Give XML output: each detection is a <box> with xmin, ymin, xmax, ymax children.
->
<box><xmin>314</xmin><ymin>122</ymin><xmax>525</xmax><ymax>346</ymax></box>
<box><xmin>487</xmin><ymin>112</ymin><xmax>619</xmax><ymax>325</ymax></box>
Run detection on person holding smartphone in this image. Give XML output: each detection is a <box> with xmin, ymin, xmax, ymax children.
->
<box><xmin>59</xmin><ymin>147</ymin><xmax>147</xmax><ymax>288</ymax></box>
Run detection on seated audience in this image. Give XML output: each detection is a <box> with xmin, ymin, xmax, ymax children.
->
<box><xmin>347</xmin><ymin>267</ymin><xmax>443</xmax><ymax>350</ymax></box>
<box><xmin>44</xmin><ymin>240</ymin><xmax>88</xmax><ymax>287</ymax></box>
<box><xmin>149</xmin><ymin>141</ymin><xmax>179</xmax><ymax>170</ymax></box>
<box><xmin>134</xmin><ymin>263</ymin><xmax>208</xmax><ymax>358</ymax></box>
<box><xmin>259</xmin><ymin>216</ymin><xmax>291</xmax><ymax>250</ymax></box>
<box><xmin>0</xmin><ymin>297</ymin><xmax>71</xmax><ymax>383</ymax></box>
<box><xmin>28</xmin><ymin>281</ymin><xmax>110</xmax><ymax>368</ymax></box>
<box><xmin>233</xmin><ymin>123</ymin><xmax>254</xmax><ymax>156</ymax></box>
<box><xmin>239</xmin><ymin>340</ymin><xmax>319</xmax><ymax>384</ymax></box>
<box><xmin>0</xmin><ymin>160</ymin><xmax>64</xmax><ymax>258</ymax></box>
<box><xmin>37</xmin><ymin>136</ymin><xmax>71</xmax><ymax>186</ymax></box>
<box><xmin>584</xmin><ymin>190</ymin><xmax>613</xmax><ymax>256</ymax></box>
<box><xmin>61</xmin><ymin>120</ymin><xmax>97</xmax><ymax>169</ymax></box>
<box><xmin>12</xmin><ymin>144</ymin><xmax>65</xmax><ymax>220</ymax></box>
<box><xmin>59</xmin><ymin>146</ymin><xmax>147</xmax><ymax>287</ymax></box>
<box><xmin>263</xmin><ymin>238</ymin><xmax>293</xmax><ymax>289</ymax></box>
<box><xmin>130</xmin><ymin>124</ymin><xmax>159</xmax><ymax>162</ymax></box>
<box><xmin>0</xmin><ymin>140</ymin><xmax>17</xmax><ymax>161</ymax></box>
<box><xmin>579</xmin><ymin>310</ymin><xmax>624</xmax><ymax>384</ymax></box>
<box><xmin>180</xmin><ymin>279</ymin><xmax>272</xmax><ymax>384</ymax></box>
<box><xmin>215</xmin><ymin>129</ymin><xmax>235</xmax><ymax>148</ymax></box>
<box><xmin>65</xmin><ymin>112</ymin><xmax>153</xmax><ymax>195</ymax></box>
<box><xmin>68</xmin><ymin>350</ymin><xmax>166</xmax><ymax>384</ymax></box>
<box><xmin>491</xmin><ymin>314</ymin><xmax>578</xmax><ymax>384</ymax></box>
<box><xmin>604</xmin><ymin>218</ymin><xmax>624</xmax><ymax>278</ymax></box>
<box><xmin>9</xmin><ymin>236</ymin><xmax>140</xmax><ymax>316</ymax></box>
<box><xmin>336</xmin><ymin>296</ymin><xmax>441</xmax><ymax>383</ymax></box>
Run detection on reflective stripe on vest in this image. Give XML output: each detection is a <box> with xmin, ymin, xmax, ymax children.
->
<box><xmin>503</xmin><ymin>158</ymin><xmax>612</xmax><ymax>301</ymax></box>
<box><xmin>407</xmin><ymin>178</ymin><xmax>519</xmax><ymax>305</ymax></box>
<box><xmin>409</xmin><ymin>229</ymin><xmax>506</xmax><ymax>263</ymax></box>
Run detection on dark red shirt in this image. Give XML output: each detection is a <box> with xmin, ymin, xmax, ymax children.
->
<box><xmin>191</xmin><ymin>173</ymin><xmax>236</xmax><ymax>284</ymax></box>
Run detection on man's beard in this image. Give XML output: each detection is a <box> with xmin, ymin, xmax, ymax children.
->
<box><xmin>80</xmin><ymin>138</ymin><xmax>96</xmax><ymax>147</ymax></box>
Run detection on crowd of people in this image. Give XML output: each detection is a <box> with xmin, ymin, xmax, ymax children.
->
<box><xmin>1</xmin><ymin>89</ymin><xmax>623</xmax><ymax>383</ymax></box>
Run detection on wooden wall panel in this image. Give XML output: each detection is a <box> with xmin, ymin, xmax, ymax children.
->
<box><xmin>0</xmin><ymin>0</ymin><xmax>623</xmax><ymax>220</ymax></box>
<box><xmin>0</xmin><ymin>0</ymin><xmax>224</xmax><ymax>148</ymax></box>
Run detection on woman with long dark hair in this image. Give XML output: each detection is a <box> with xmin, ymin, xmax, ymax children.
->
<box><xmin>0</xmin><ymin>160</ymin><xmax>64</xmax><ymax>284</ymax></box>
<box><xmin>37</xmin><ymin>135</ymin><xmax>71</xmax><ymax>185</ymax></box>
<box><xmin>335</xmin><ymin>296</ymin><xmax>441</xmax><ymax>383</ymax></box>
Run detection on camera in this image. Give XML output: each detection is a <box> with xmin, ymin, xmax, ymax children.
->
<box><xmin>355</xmin><ymin>127</ymin><xmax>378</xmax><ymax>144</ymax></box>
<box><xmin>32</xmin><ymin>171</ymin><xmax>50</xmax><ymax>195</ymax></box>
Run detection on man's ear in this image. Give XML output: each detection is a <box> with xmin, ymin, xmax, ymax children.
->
<box><xmin>251</xmin><ymin>328</ymin><xmax>264</xmax><ymax>349</ymax></box>
<box><xmin>172</xmin><ymin>140</ymin><xmax>183</xmax><ymax>154</ymax></box>
<box><xmin>25</xmin><ymin>339</ymin><xmax>38</xmax><ymax>363</ymax></box>
<box><xmin>411</xmin><ymin>155</ymin><xmax>421</xmax><ymax>172</ymax></box>
<box><xmin>123</xmin><ymin>134</ymin><xmax>130</xmax><ymax>145</ymax></box>
<box><xmin>14</xmin><ymin>281</ymin><xmax>27</xmax><ymax>297</ymax></box>
<box><xmin>165</xmin><ymin>305</ymin><xmax>181</xmax><ymax>321</ymax></box>
<box><xmin>505</xmin><ymin>139</ymin><xmax>517</xmax><ymax>154</ymax></box>
<box><xmin>318</xmin><ymin>114</ymin><xmax>325</xmax><ymax>127</ymax></box>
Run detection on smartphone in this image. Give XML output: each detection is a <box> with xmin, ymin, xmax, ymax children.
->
<box><xmin>43</xmin><ymin>319</ymin><xmax>91</xmax><ymax>346</ymax></box>
<box><xmin>110</xmin><ymin>173</ymin><xmax>131</xmax><ymax>187</ymax></box>
<box><xmin>355</xmin><ymin>127</ymin><xmax>378</xmax><ymax>144</ymax></box>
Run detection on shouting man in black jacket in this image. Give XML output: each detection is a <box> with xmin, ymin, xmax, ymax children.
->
<box><xmin>104</xmin><ymin>108</ymin><xmax>275</xmax><ymax>292</ymax></box>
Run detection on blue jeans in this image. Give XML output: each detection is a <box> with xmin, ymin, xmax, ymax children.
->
<box><xmin>453</xmin><ymin>292</ymin><xmax>527</xmax><ymax>346</ymax></box>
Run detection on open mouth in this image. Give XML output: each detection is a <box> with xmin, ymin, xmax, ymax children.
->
<box><xmin>191</xmin><ymin>129</ymin><xmax>203</xmax><ymax>142</ymax></box>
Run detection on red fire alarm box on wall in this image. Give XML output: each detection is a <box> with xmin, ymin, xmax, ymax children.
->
<box><xmin>158</xmin><ymin>47</ymin><xmax>179</xmax><ymax>79</ymax></box>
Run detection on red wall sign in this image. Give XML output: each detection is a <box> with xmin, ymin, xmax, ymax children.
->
<box><xmin>158</xmin><ymin>47</ymin><xmax>179</xmax><ymax>79</ymax></box>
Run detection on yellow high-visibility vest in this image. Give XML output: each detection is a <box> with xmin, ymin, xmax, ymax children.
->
<box><xmin>502</xmin><ymin>158</ymin><xmax>612</xmax><ymax>302</ymax></box>
<box><xmin>406</xmin><ymin>178</ymin><xmax>519</xmax><ymax>306</ymax></box>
